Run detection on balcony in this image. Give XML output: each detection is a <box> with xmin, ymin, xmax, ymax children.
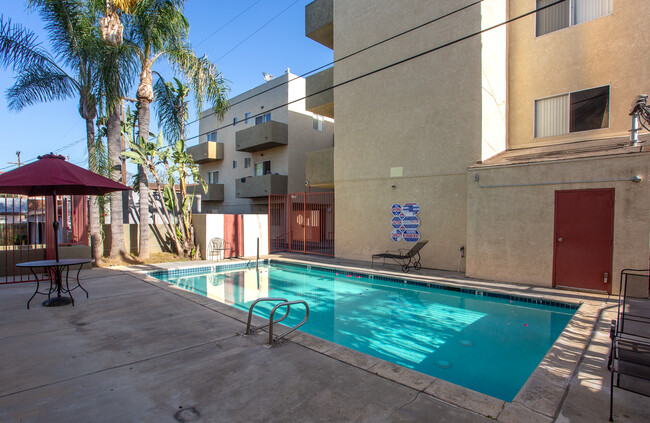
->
<box><xmin>305</xmin><ymin>147</ymin><xmax>334</xmax><ymax>188</ymax></box>
<box><xmin>187</xmin><ymin>141</ymin><xmax>224</xmax><ymax>164</ymax></box>
<box><xmin>235</xmin><ymin>121</ymin><xmax>288</xmax><ymax>152</ymax></box>
<box><xmin>236</xmin><ymin>174</ymin><xmax>288</xmax><ymax>198</ymax></box>
<box><xmin>186</xmin><ymin>183</ymin><xmax>224</xmax><ymax>202</ymax></box>
<box><xmin>305</xmin><ymin>0</ymin><xmax>333</xmax><ymax>49</ymax></box>
<box><xmin>201</xmin><ymin>184</ymin><xmax>224</xmax><ymax>202</ymax></box>
<box><xmin>306</xmin><ymin>67</ymin><xmax>334</xmax><ymax>119</ymax></box>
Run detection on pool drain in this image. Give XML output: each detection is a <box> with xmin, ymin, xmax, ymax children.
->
<box><xmin>435</xmin><ymin>360</ymin><xmax>453</xmax><ymax>369</ymax></box>
<box><xmin>458</xmin><ymin>339</ymin><xmax>473</xmax><ymax>347</ymax></box>
<box><xmin>174</xmin><ymin>407</ymin><xmax>200</xmax><ymax>422</ymax></box>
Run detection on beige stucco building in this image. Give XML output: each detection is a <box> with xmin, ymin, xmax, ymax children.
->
<box><xmin>305</xmin><ymin>0</ymin><xmax>650</xmax><ymax>293</ymax></box>
<box><xmin>191</xmin><ymin>71</ymin><xmax>334</xmax><ymax>214</ymax></box>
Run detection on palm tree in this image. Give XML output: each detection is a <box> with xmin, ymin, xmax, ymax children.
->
<box><xmin>98</xmin><ymin>0</ymin><xmax>138</xmax><ymax>258</ymax></box>
<box><xmin>0</xmin><ymin>0</ymin><xmax>130</xmax><ymax>264</ymax></box>
<box><xmin>123</xmin><ymin>0</ymin><xmax>228</xmax><ymax>259</ymax></box>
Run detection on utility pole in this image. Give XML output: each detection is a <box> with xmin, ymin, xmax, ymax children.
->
<box><xmin>7</xmin><ymin>151</ymin><xmax>21</xmax><ymax>168</ymax></box>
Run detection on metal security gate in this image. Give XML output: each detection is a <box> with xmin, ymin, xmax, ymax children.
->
<box><xmin>1</xmin><ymin>194</ymin><xmax>88</xmax><ymax>284</ymax></box>
<box><xmin>269</xmin><ymin>192</ymin><xmax>334</xmax><ymax>256</ymax></box>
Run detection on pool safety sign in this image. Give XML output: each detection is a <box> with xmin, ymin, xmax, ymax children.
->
<box><xmin>390</xmin><ymin>202</ymin><xmax>421</xmax><ymax>242</ymax></box>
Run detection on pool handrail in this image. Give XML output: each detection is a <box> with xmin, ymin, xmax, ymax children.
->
<box><xmin>245</xmin><ymin>297</ymin><xmax>289</xmax><ymax>335</ymax></box>
<box><xmin>267</xmin><ymin>300</ymin><xmax>310</xmax><ymax>347</ymax></box>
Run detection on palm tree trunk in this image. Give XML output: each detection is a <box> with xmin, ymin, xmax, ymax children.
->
<box><xmin>137</xmin><ymin>99</ymin><xmax>150</xmax><ymax>259</ymax></box>
<box><xmin>85</xmin><ymin>117</ymin><xmax>102</xmax><ymax>264</ymax></box>
<box><xmin>107</xmin><ymin>103</ymin><xmax>125</xmax><ymax>257</ymax></box>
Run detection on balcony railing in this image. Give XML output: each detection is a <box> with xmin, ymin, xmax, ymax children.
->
<box><xmin>306</xmin><ymin>67</ymin><xmax>334</xmax><ymax>119</ymax></box>
<box><xmin>187</xmin><ymin>141</ymin><xmax>224</xmax><ymax>164</ymax></box>
<box><xmin>235</xmin><ymin>121</ymin><xmax>288</xmax><ymax>153</ymax></box>
<box><xmin>305</xmin><ymin>0</ymin><xmax>333</xmax><ymax>49</ymax></box>
<box><xmin>236</xmin><ymin>174</ymin><xmax>288</xmax><ymax>198</ymax></box>
<box><xmin>305</xmin><ymin>147</ymin><xmax>334</xmax><ymax>188</ymax></box>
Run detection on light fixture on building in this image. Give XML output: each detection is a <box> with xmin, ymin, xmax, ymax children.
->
<box><xmin>630</xmin><ymin>94</ymin><xmax>648</xmax><ymax>146</ymax></box>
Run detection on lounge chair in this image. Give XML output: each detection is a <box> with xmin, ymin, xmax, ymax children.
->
<box><xmin>371</xmin><ymin>240</ymin><xmax>428</xmax><ymax>272</ymax></box>
<box><xmin>608</xmin><ymin>268</ymin><xmax>650</xmax><ymax>421</ymax></box>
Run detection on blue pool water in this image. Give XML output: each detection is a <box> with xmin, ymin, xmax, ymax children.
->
<box><xmin>152</xmin><ymin>263</ymin><xmax>577</xmax><ymax>401</ymax></box>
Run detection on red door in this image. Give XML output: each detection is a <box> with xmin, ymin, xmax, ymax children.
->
<box><xmin>223</xmin><ymin>214</ymin><xmax>244</xmax><ymax>258</ymax></box>
<box><xmin>553</xmin><ymin>189</ymin><xmax>614</xmax><ymax>293</ymax></box>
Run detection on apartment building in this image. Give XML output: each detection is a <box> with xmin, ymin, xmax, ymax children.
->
<box><xmin>189</xmin><ymin>71</ymin><xmax>334</xmax><ymax>214</ymax></box>
<box><xmin>305</xmin><ymin>0</ymin><xmax>650</xmax><ymax>293</ymax></box>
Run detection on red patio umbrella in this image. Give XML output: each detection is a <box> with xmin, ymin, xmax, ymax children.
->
<box><xmin>0</xmin><ymin>153</ymin><xmax>131</xmax><ymax>261</ymax></box>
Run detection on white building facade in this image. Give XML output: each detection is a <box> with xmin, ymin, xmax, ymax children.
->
<box><xmin>190</xmin><ymin>70</ymin><xmax>334</xmax><ymax>214</ymax></box>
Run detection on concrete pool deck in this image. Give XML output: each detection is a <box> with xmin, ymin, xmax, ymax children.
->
<box><xmin>0</xmin><ymin>256</ymin><xmax>648</xmax><ymax>422</ymax></box>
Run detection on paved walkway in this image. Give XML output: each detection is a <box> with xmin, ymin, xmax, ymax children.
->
<box><xmin>0</xmin><ymin>259</ymin><xmax>648</xmax><ymax>422</ymax></box>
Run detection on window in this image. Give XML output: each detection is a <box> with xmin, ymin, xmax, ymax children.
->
<box><xmin>233</xmin><ymin>117</ymin><xmax>238</xmax><ymax>126</ymax></box>
<box><xmin>244</xmin><ymin>112</ymin><xmax>251</xmax><ymax>124</ymax></box>
<box><xmin>208</xmin><ymin>171</ymin><xmax>219</xmax><ymax>184</ymax></box>
<box><xmin>244</xmin><ymin>157</ymin><xmax>251</xmax><ymax>168</ymax></box>
<box><xmin>232</xmin><ymin>160</ymin><xmax>237</xmax><ymax>169</ymax></box>
<box><xmin>535</xmin><ymin>86</ymin><xmax>609</xmax><ymax>138</ymax></box>
<box><xmin>255</xmin><ymin>113</ymin><xmax>271</xmax><ymax>125</ymax></box>
<box><xmin>255</xmin><ymin>160</ymin><xmax>271</xmax><ymax>176</ymax></box>
<box><xmin>207</xmin><ymin>130</ymin><xmax>217</xmax><ymax>141</ymax></box>
<box><xmin>313</xmin><ymin>114</ymin><xmax>324</xmax><ymax>131</ymax></box>
<box><xmin>536</xmin><ymin>0</ymin><xmax>612</xmax><ymax>36</ymax></box>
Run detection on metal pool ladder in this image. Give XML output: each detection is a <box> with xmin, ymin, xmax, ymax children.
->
<box><xmin>245</xmin><ymin>297</ymin><xmax>310</xmax><ymax>347</ymax></box>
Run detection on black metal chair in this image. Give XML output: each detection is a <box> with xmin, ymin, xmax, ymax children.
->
<box><xmin>208</xmin><ymin>237</ymin><xmax>232</xmax><ymax>261</ymax></box>
<box><xmin>371</xmin><ymin>240</ymin><xmax>428</xmax><ymax>272</ymax></box>
<box><xmin>608</xmin><ymin>268</ymin><xmax>650</xmax><ymax>421</ymax></box>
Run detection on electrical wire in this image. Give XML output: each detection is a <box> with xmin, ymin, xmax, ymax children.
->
<box><xmin>194</xmin><ymin>0</ymin><xmax>264</xmax><ymax>49</ymax></box>
<box><xmin>185</xmin><ymin>0</ymin><xmax>485</xmax><ymax>127</ymax></box>
<box><xmin>186</xmin><ymin>0</ymin><xmax>568</xmax><ymax>143</ymax></box>
<box><xmin>0</xmin><ymin>136</ymin><xmax>86</xmax><ymax>171</ymax></box>
<box><xmin>214</xmin><ymin>0</ymin><xmax>304</xmax><ymax>63</ymax></box>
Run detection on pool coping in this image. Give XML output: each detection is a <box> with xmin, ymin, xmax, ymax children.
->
<box><xmin>136</xmin><ymin>258</ymin><xmax>607</xmax><ymax>422</ymax></box>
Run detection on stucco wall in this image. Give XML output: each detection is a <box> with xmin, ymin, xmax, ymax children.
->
<box><xmin>508</xmin><ymin>0</ymin><xmax>650</xmax><ymax>148</ymax></box>
<box><xmin>193</xmin><ymin>213</ymin><xmax>269</xmax><ymax>260</ymax></box>
<box><xmin>333</xmin><ymin>0</ymin><xmax>483</xmax><ymax>270</ymax></box>
<box><xmin>466</xmin><ymin>154</ymin><xmax>650</xmax><ymax>292</ymax></box>
<box><xmin>102</xmin><ymin>224</ymin><xmax>169</xmax><ymax>256</ymax></box>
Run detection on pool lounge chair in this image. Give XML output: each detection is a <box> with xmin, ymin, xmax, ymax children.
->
<box><xmin>371</xmin><ymin>240</ymin><xmax>428</xmax><ymax>272</ymax></box>
<box><xmin>607</xmin><ymin>268</ymin><xmax>650</xmax><ymax>421</ymax></box>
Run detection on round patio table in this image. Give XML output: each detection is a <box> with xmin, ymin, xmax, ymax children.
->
<box><xmin>16</xmin><ymin>258</ymin><xmax>93</xmax><ymax>309</ymax></box>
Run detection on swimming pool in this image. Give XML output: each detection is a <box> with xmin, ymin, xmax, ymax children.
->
<box><xmin>150</xmin><ymin>262</ymin><xmax>578</xmax><ymax>402</ymax></box>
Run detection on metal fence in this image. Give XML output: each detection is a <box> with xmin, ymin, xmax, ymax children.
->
<box><xmin>1</xmin><ymin>194</ymin><xmax>87</xmax><ymax>284</ymax></box>
<box><xmin>269</xmin><ymin>192</ymin><xmax>334</xmax><ymax>257</ymax></box>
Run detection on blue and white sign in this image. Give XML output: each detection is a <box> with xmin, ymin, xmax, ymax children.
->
<box><xmin>402</xmin><ymin>215</ymin><xmax>420</xmax><ymax>229</ymax></box>
<box><xmin>402</xmin><ymin>229</ymin><xmax>421</xmax><ymax>243</ymax></box>
<box><xmin>402</xmin><ymin>202</ymin><xmax>420</xmax><ymax>216</ymax></box>
<box><xmin>389</xmin><ymin>202</ymin><xmax>422</xmax><ymax>242</ymax></box>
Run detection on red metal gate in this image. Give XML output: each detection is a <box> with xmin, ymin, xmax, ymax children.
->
<box><xmin>1</xmin><ymin>194</ymin><xmax>87</xmax><ymax>284</ymax></box>
<box><xmin>269</xmin><ymin>192</ymin><xmax>334</xmax><ymax>256</ymax></box>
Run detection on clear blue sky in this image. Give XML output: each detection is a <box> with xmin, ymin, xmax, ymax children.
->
<box><xmin>0</xmin><ymin>0</ymin><xmax>332</xmax><ymax>174</ymax></box>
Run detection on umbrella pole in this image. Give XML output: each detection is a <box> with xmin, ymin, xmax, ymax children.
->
<box><xmin>43</xmin><ymin>191</ymin><xmax>71</xmax><ymax>307</ymax></box>
<box><xmin>52</xmin><ymin>192</ymin><xmax>59</xmax><ymax>262</ymax></box>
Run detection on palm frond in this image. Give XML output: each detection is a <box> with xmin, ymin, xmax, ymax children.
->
<box><xmin>153</xmin><ymin>76</ymin><xmax>188</xmax><ymax>144</ymax></box>
<box><xmin>167</xmin><ymin>47</ymin><xmax>230</xmax><ymax>118</ymax></box>
<box><xmin>0</xmin><ymin>15</ymin><xmax>55</xmax><ymax>72</ymax></box>
<box><xmin>6</xmin><ymin>64</ymin><xmax>76</xmax><ymax>110</ymax></box>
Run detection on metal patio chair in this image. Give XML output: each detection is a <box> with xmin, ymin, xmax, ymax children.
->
<box><xmin>608</xmin><ymin>268</ymin><xmax>650</xmax><ymax>421</ymax></box>
<box><xmin>371</xmin><ymin>240</ymin><xmax>428</xmax><ymax>272</ymax></box>
<box><xmin>207</xmin><ymin>237</ymin><xmax>232</xmax><ymax>261</ymax></box>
